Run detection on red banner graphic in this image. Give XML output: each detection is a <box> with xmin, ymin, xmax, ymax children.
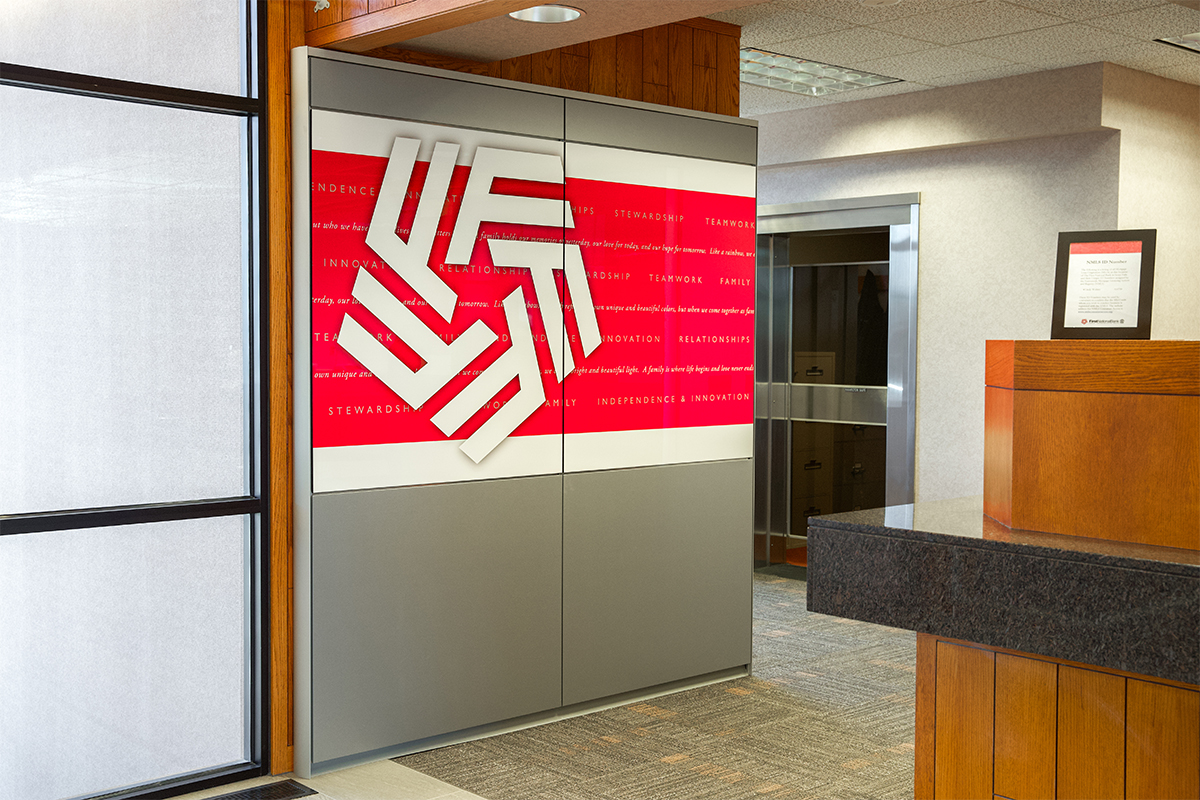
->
<box><xmin>310</xmin><ymin>149</ymin><xmax>755</xmax><ymax>450</ymax></box>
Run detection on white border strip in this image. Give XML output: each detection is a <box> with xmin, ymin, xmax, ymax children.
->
<box><xmin>314</xmin><ymin>425</ymin><xmax>752</xmax><ymax>492</ymax></box>
<box><xmin>566</xmin><ymin>142</ymin><xmax>756</xmax><ymax>197</ymax></box>
<box><xmin>564</xmin><ymin>425</ymin><xmax>752</xmax><ymax>473</ymax></box>
<box><xmin>313</xmin><ymin>434</ymin><xmax>562</xmax><ymax>493</ymax></box>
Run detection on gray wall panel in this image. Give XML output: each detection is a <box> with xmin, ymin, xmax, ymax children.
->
<box><xmin>310</xmin><ymin>56</ymin><xmax>563</xmax><ymax>138</ymax></box>
<box><xmin>563</xmin><ymin>461</ymin><xmax>752</xmax><ymax>706</ymax></box>
<box><xmin>310</xmin><ymin>476</ymin><xmax>563</xmax><ymax>765</ymax></box>
<box><xmin>566</xmin><ymin>98</ymin><xmax>757</xmax><ymax>164</ymax></box>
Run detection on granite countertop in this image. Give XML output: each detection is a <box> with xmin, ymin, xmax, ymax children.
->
<box><xmin>806</xmin><ymin>496</ymin><xmax>1200</xmax><ymax>685</ymax></box>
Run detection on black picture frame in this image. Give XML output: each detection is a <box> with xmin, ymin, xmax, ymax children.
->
<box><xmin>1051</xmin><ymin>229</ymin><xmax>1156</xmax><ymax>340</ymax></box>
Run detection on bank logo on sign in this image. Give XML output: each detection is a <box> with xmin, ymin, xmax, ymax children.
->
<box><xmin>335</xmin><ymin>137</ymin><xmax>601</xmax><ymax>463</ymax></box>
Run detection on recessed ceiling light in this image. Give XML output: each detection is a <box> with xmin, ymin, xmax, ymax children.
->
<box><xmin>740</xmin><ymin>48</ymin><xmax>902</xmax><ymax>97</ymax></box>
<box><xmin>1156</xmin><ymin>32</ymin><xmax>1200</xmax><ymax>54</ymax></box>
<box><xmin>509</xmin><ymin>5</ymin><xmax>584</xmax><ymax>23</ymax></box>
<box><xmin>860</xmin><ymin>0</ymin><xmax>903</xmax><ymax>6</ymax></box>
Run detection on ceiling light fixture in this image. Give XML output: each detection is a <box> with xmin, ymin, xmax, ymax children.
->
<box><xmin>860</xmin><ymin>0</ymin><xmax>903</xmax><ymax>6</ymax></box>
<box><xmin>508</xmin><ymin>5</ymin><xmax>584</xmax><ymax>23</ymax></box>
<box><xmin>1156</xmin><ymin>32</ymin><xmax>1200</xmax><ymax>54</ymax></box>
<box><xmin>739</xmin><ymin>48</ymin><xmax>901</xmax><ymax>97</ymax></box>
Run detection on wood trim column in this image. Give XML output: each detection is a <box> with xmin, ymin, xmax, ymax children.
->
<box><xmin>266</xmin><ymin>0</ymin><xmax>306</xmax><ymax>776</ymax></box>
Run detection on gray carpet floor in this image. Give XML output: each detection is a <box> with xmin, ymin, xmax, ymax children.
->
<box><xmin>396</xmin><ymin>570</ymin><xmax>917</xmax><ymax>799</ymax></box>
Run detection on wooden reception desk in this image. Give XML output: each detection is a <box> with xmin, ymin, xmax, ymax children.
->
<box><xmin>809</xmin><ymin>340</ymin><xmax>1200</xmax><ymax>800</ymax></box>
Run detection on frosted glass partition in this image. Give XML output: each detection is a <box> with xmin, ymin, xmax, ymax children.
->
<box><xmin>0</xmin><ymin>86</ymin><xmax>248</xmax><ymax>514</ymax></box>
<box><xmin>0</xmin><ymin>517</ymin><xmax>249</xmax><ymax>800</ymax></box>
<box><xmin>0</xmin><ymin>0</ymin><xmax>246</xmax><ymax>96</ymax></box>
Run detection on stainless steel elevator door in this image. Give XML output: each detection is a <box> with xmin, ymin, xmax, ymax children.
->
<box><xmin>754</xmin><ymin>195</ymin><xmax>919</xmax><ymax>568</ymax></box>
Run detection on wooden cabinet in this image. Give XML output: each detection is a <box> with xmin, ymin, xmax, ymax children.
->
<box><xmin>917</xmin><ymin>634</ymin><xmax>1200</xmax><ymax>800</ymax></box>
<box><xmin>995</xmin><ymin>653</ymin><xmax>1056</xmax><ymax>800</ymax></box>
<box><xmin>934</xmin><ymin>642</ymin><xmax>994</xmax><ymax>800</ymax></box>
<box><xmin>1058</xmin><ymin>665</ymin><xmax>1125</xmax><ymax>799</ymax></box>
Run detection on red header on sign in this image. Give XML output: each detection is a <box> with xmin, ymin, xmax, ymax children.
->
<box><xmin>1069</xmin><ymin>240</ymin><xmax>1142</xmax><ymax>255</ymax></box>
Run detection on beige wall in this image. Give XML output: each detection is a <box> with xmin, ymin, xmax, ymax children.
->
<box><xmin>1102</xmin><ymin>64</ymin><xmax>1200</xmax><ymax>341</ymax></box>
<box><xmin>754</xmin><ymin>63</ymin><xmax>1199</xmax><ymax>503</ymax></box>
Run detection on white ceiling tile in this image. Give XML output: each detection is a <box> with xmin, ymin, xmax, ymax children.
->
<box><xmin>920</xmin><ymin>62</ymin><xmax>1041</xmax><ymax>84</ymax></box>
<box><xmin>769</xmin><ymin>26</ymin><xmax>936</xmax><ymax>66</ymax></box>
<box><xmin>1082</xmin><ymin>3</ymin><xmax>1200</xmax><ymax>38</ymax></box>
<box><xmin>868</xmin><ymin>0</ymin><xmax>1067</xmax><ymax>45</ymax></box>
<box><xmin>858</xmin><ymin>46</ymin><xmax>1015</xmax><ymax>81</ymax></box>
<box><xmin>713</xmin><ymin>3</ymin><xmax>855</xmax><ymax>48</ymax></box>
<box><xmin>1143</xmin><ymin>59</ymin><xmax>1200</xmax><ymax>83</ymax></box>
<box><xmin>1092</xmin><ymin>39</ymin><xmax>1200</xmax><ymax>69</ymax></box>
<box><xmin>771</xmin><ymin>0</ymin><xmax>982</xmax><ymax>26</ymax></box>
<box><xmin>1001</xmin><ymin>0</ymin><xmax>1163</xmax><ymax>21</ymax></box>
<box><xmin>739</xmin><ymin>82</ymin><xmax>836</xmax><ymax>116</ymax></box>
<box><xmin>957</xmin><ymin>21</ymin><xmax>1139</xmax><ymax>60</ymax></box>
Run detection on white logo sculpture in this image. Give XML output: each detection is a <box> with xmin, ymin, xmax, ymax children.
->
<box><xmin>336</xmin><ymin>137</ymin><xmax>601</xmax><ymax>463</ymax></box>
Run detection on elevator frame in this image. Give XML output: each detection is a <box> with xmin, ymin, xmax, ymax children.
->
<box><xmin>754</xmin><ymin>193</ymin><xmax>920</xmax><ymax>557</ymax></box>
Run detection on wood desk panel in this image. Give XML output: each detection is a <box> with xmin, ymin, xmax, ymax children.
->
<box><xmin>1009</xmin><ymin>390</ymin><xmax>1200</xmax><ymax>549</ymax></box>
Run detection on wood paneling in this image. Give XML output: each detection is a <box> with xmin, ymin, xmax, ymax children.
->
<box><xmin>1010</xmin><ymin>390</ymin><xmax>1199</xmax><ymax>548</ymax></box>
<box><xmin>588</xmin><ymin>35</ymin><xmax>617</xmax><ymax>97</ymax></box>
<box><xmin>305</xmin><ymin>0</ymin><xmax>342</xmax><ymax>31</ymax></box>
<box><xmin>934</xmin><ymin>641</ymin><xmax>994</xmax><ymax>800</ymax></box>
<box><xmin>915</xmin><ymin>633</ymin><xmax>937</xmax><ymax>800</ymax></box>
<box><xmin>343</xmin><ymin>0</ymin><xmax>369</xmax><ymax>20</ymax></box>
<box><xmin>1059</xmin><ymin>666</ymin><xmax>1125</xmax><ymax>800</ymax></box>
<box><xmin>667</xmin><ymin>23</ymin><xmax>693</xmax><ymax>110</ymax></box>
<box><xmin>499</xmin><ymin>53</ymin><xmax>532</xmax><ymax>84</ymax></box>
<box><xmin>982</xmin><ymin>386</ymin><xmax>1013</xmax><ymax>526</ymax></box>
<box><xmin>693</xmin><ymin>65</ymin><xmax>717</xmax><ymax>113</ymax></box>
<box><xmin>642</xmin><ymin>81</ymin><xmax>669</xmax><ymax>106</ymax></box>
<box><xmin>530</xmin><ymin>49</ymin><xmax>560</xmax><ymax>89</ymax></box>
<box><xmin>561</xmin><ymin>51</ymin><xmax>589</xmax><ymax>93</ymax></box>
<box><xmin>1010</xmin><ymin>340</ymin><xmax>1200</xmax><ymax>395</ymax></box>
<box><xmin>715</xmin><ymin>31</ymin><xmax>739</xmax><ymax>117</ymax></box>
<box><xmin>994</xmin><ymin>654</ymin><xmax>1057</xmax><ymax>800</ymax></box>
<box><xmin>615</xmin><ymin>33</ymin><xmax>642</xmax><ymax>101</ymax></box>
<box><xmin>266</xmin><ymin>0</ymin><xmax>306</xmax><ymax>776</ymax></box>
<box><xmin>924</xmin><ymin>635</ymin><xmax>1200</xmax><ymax>800</ymax></box>
<box><xmin>1126</xmin><ymin>679</ymin><xmax>1200</xmax><ymax>800</ymax></box>
<box><xmin>643</xmin><ymin>24</ymin><xmax>668</xmax><ymax>86</ymax></box>
<box><xmin>334</xmin><ymin>17</ymin><xmax>741</xmax><ymax>117</ymax></box>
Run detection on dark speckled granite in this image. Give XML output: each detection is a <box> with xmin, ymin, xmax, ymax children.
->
<box><xmin>807</xmin><ymin>495</ymin><xmax>1200</xmax><ymax>685</ymax></box>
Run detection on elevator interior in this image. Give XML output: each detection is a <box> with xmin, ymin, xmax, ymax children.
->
<box><xmin>754</xmin><ymin>195</ymin><xmax>919</xmax><ymax>568</ymax></box>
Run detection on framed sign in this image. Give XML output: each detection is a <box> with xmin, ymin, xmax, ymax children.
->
<box><xmin>1051</xmin><ymin>229</ymin><xmax>1156</xmax><ymax>339</ymax></box>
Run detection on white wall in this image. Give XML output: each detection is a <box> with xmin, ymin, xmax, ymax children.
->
<box><xmin>755</xmin><ymin>63</ymin><xmax>1199</xmax><ymax>503</ymax></box>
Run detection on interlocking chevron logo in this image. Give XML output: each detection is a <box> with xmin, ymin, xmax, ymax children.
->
<box><xmin>335</xmin><ymin>137</ymin><xmax>601</xmax><ymax>463</ymax></box>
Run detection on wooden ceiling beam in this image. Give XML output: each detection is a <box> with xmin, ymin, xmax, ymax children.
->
<box><xmin>306</xmin><ymin>0</ymin><xmax>533</xmax><ymax>53</ymax></box>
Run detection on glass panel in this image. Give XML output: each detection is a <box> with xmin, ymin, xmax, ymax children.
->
<box><xmin>0</xmin><ymin>87</ymin><xmax>247</xmax><ymax>514</ymax></box>
<box><xmin>0</xmin><ymin>0</ymin><xmax>246</xmax><ymax>96</ymax></box>
<box><xmin>790</xmin><ymin>229</ymin><xmax>890</xmax><ymax>386</ymax></box>
<box><xmin>0</xmin><ymin>516</ymin><xmax>249</xmax><ymax>800</ymax></box>
<box><xmin>791</xmin><ymin>420</ymin><xmax>887</xmax><ymax>537</ymax></box>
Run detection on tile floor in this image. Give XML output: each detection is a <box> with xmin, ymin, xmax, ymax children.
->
<box><xmin>176</xmin><ymin>759</ymin><xmax>483</xmax><ymax>800</ymax></box>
